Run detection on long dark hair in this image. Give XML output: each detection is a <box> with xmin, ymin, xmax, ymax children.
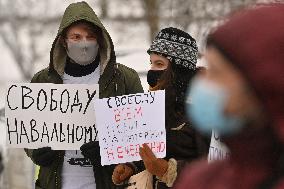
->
<box><xmin>153</xmin><ymin>60</ymin><xmax>203</xmax><ymax>129</ymax></box>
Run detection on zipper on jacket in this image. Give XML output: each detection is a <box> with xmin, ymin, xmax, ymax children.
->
<box><xmin>55</xmin><ymin>152</ymin><xmax>63</xmax><ymax>189</ymax></box>
<box><xmin>100</xmin><ymin>64</ymin><xmax>120</xmax><ymax>96</ymax></box>
<box><xmin>55</xmin><ymin>169</ymin><xmax>58</xmax><ymax>189</ymax></box>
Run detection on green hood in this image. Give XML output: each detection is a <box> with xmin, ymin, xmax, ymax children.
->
<box><xmin>49</xmin><ymin>1</ymin><xmax>114</xmax><ymax>76</ymax></box>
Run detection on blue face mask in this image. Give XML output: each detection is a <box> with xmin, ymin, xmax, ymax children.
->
<box><xmin>186</xmin><ymin>78</ymin><xmax>244</xmax><ymax>136</ymax></box>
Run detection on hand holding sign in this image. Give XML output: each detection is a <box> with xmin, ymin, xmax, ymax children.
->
<box><xmin>139</xmin><ymin>143</ymin><xmax>168</xmax><ymax>178</ymax></box>
<box><xmin>32</xmin><ymin>147</ymin><xmax>58</xmax><ymax>166</ymax></box>
<box><xmin>112</xmin><ymin>164</ymin><xmax>134</xmax><ymax>184</ymax></box>
<box><xmin>80</xmin><ymin>141</ymin><xmax>101</xmax><ymax>166</ymax></box>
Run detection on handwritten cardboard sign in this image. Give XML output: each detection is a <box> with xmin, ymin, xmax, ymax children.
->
<box><xmin>208</xmin><ymin>131</ymin><xmax>230</xmax><ymax>162</ymax></box>
<box><xmin>94</xmin><ymin>90</ymin><xmax>166</xmax><ymax>165</ymax></box>
<box><xmin>5</xmin><ymin>83</ymin><xmax>99</xmax><ymax>150</ymax></box>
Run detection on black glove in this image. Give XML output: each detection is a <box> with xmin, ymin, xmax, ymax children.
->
<box><xmin>32</xmin><ymin>147</ymin><xmax>58</xmax><ymax>167</ymax></box>
<box><xmin>80</xmin><ymin>141</ymin><xmax>101</xmax><ymax>167</ymax></box>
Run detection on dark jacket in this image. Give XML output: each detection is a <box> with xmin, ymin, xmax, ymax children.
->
<box><xmin>154</xmin><ymin>112</ymin><xmax>209</xmax><ymax>189</ymax></box>
<box><xmin>127</xmin><ymin>86</ymin><xmax>209</xmax><ymax>189</ymax></box>
<box><xmin>25</xmin><ymin>1</ymin><xmax>143</xmax><ymax>189</ymax></box>
<box><xmin>175</xmin><ymin>4</ymin><xmax>284</xmax><ymax>189</ymax></box>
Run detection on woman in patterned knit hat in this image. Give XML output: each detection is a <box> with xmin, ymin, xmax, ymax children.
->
<box><xmin>112</xmin><ymin>27</ymin><xmax>209</xmax><ymax>189</ymax></box>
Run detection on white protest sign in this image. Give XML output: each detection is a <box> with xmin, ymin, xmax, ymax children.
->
<box><xmin>94</xmin><ymin>90</ymin><xmax>166</xmax><ymax>165</ymax></box>
<box><xmin>5</xmin><ymin>83</ymin><xmax>99</xmax><ymax>150</ymax></box>
<box><xmin>208</xmin><ymin>131</ymin><xmax>230</xmax><ymax>162</ymax></box>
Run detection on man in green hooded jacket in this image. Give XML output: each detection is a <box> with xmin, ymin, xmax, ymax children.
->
<box><xmin>25</xmin><ymin>1</ymin><xmax>143</xmax><ymax>189</ymax></box>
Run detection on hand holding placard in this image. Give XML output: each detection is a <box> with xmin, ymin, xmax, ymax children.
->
<box><xmin>80</xmin><ymin>141</ymin><xmax>101</xmax><ymax>166</ymax></box>
<box><xmin>139</xmin><ymin>143</ymin><xmax>168</xmax><ymax>178</ymax></box>
<box><xmin>112</xmin><ymin>164</ymin><xmax>134</xmax><ymax>184</ymax></box>
<box><xmin>32</xmin><ymin>147</ymin><xmax>58</xmax><ymax>166</ymax></box>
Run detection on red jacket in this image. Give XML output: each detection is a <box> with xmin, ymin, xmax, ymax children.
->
<box><xmin>175</xmin><ymin>128</ymin><xmax>283</xmax><ymax>189</ymax></box>
<box><xmin>175</xmin><ymin>4</ymin><xmax>284</xmax><ymax>189</ymax></box>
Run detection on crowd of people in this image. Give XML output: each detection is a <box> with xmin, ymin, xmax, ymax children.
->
<box><xmin>20</xmin><ymin>1</ymin><xmax>284</xmax><ymax>189</ymax></box>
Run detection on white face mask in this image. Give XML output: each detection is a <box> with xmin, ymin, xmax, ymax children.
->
<box><xmin>66</xmin><ymin>40</ymin><xmax>99</xmax><ymax>65</ymax></box>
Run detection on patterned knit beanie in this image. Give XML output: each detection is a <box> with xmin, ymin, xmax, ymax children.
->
<box><xmin>147</xmin><ymin>27</ymin><xmax>198</xmax><ymax>70</ymax></box>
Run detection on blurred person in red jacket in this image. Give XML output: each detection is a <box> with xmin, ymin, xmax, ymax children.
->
<box><xmin>176</xmin><ymin>3</ymin><xmax>284</xmax><ymax>189</ymax></box>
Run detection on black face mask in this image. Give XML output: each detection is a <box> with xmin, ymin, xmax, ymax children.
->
<box><xmin>147</xmin><ymin>70</ymin><xmax>165</xmax><ymax>87</ymax></box>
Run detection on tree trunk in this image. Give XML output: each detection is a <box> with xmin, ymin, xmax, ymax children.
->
<box><xmin>143</xmin><ymin>0</ymin><xmax>160</xmax><ymax>42</ymax></box>
<box><xmin>100</xmin><ymin>0</ymin><xmax>108</xmax><ymax>19</ymax></box>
